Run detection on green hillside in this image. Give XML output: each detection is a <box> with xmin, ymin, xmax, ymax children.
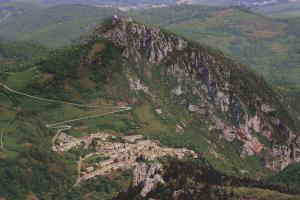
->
<box><xmin>0</xmin><ymin>18</ymin><xmax>299</xmax><ymax>199</ymax></box>
<box><xmin>0</xmin><ymin>40</ymin><xmax>49</xmax><ymax>72</ymax></box>
<box><xmin>0</xmin><ymin>3</ymin><xmax>300</xmax><ymax>199</ymax></box>
<box><xmin>271</xmin><ymin>162</ymin><xmax>300</xmax><ymax>191</ymax></box>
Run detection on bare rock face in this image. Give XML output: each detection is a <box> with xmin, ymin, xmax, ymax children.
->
<box><xmin>248</xmin><ymin>115</ymin><xmax>261</xmax><ymax>133</ymax></box>
<box><xmin>261</xmin><ymin>103</ymin><xmax>276</xmax><ymax>113</ymax></box>
<box><xmin>132</xmin><ymin>162</ymin><xmax>148</xmax><ymax>187</ymax></box>
<box><xmin>128</xmin><ymin>75</ymin><xmax>149</xmax><ymax>94</ymax></box>
<box><xmin>188</xmin><ymin>104</ymin><xmax>197</xmax><ymax>112</ymax></box>
<box><xmin>266</xmin><ymin>133</ymin><xmax>300</xmax><ymax>170</ymax></box>
<box><xmin>93</xmin><ymin>19</ymin><xmax>299</xmax><ymax>172</ymax></box>
<box><xmin>172</xmin><ymin>85</ymin><xmax>184</xmax><ymax>96</ymax></box>
<box><xmin>94</xmin><ymin>19</ymin><xmax>187</xmax><ymax>64</ymax></box>
<box><xmin>214</xmin><ymin>91</ymin><xmax>230</xmax><ymax>112</ymax></box>
<box><xmin>132</xmin><ymin>162</ymin><xmax>165</xmax><ymax>198</ymax></box>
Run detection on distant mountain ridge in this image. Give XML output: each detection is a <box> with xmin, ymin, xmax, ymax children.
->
<box><xmin>186</xmin><ymin>0</ymin><xmax>297</xmax><ymax>6</ymax></box>
<box><xmin>0</xmin><ymin>0</ymin><xmax>177</xmax><ymax>6</ymax></box>
<box><xmin>1</xmin><ymin>0</ymin><xmax>298</xmax><ymax>7</ymax></box>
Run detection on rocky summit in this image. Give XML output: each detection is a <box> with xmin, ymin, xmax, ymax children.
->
<box><xmin>1</xmin><ymin>10</ymin><xmax>300</xmax><ymax>199</ymax></box>
<box><xmin>89</xmin><ymin>16</ymin><xmax>300</xmax><ymax>172</ymax></box>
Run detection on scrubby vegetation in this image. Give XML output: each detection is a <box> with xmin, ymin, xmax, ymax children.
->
<box><xmin>271</xmin><ymin>163</ymin><xmax>300</xmax><ymax>193</ymax></box>
<box><xmin>115</xmin><ymin>159</ymin><xmax>300</xmax><ymax>200</ymax></box>
<box><xmin>0</xmin><ymin>40</ymin><xmax>48</xmax><ymax>71</ymax></box>
<box><xmin>39</xmin><ymin>44</ymin><xmax>84</xmax><ymax>79</ymax></box>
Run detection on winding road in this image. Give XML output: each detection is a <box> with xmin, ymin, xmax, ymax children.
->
<box><xmin>0</xmin><ymin>83</ymin><xmax>132</xmax><ymax>150</ymax></box>
<box><xmin>0</xmin><ymin>82</ymin><xmax>134</xmax><ymax>191</ymax></box>
<box><xmin>0</xmin><ymin>111</ymin><xmax>12</xmax><ymax>152</ymax></box>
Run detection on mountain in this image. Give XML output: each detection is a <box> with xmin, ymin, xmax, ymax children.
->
<box><xmin>129</xmin><ymin>6</ymin><xmax>300</xmax><ymax>84</ymax></box>
<box><xmin>127</xmin><ymin>5</ymin><xmax>300</xmax><ymax>115</ymax></box>
<box><xmin>1</xmin><ymin>4</ymin><xmax>300</xmax><ymax>95</ymax></box>
<box><xmin>1</xmin><ymin>3</ymin><xmax>300</xmax><ymax>149</ymax></box>
<box><xmin>1</xmin><ymin>17</ymin><xmax>299</xmax><ymax>199</ymax></box>
<box><xmin>90</xmin><ymin>17</ymin><xmax>299</xmax><ymax>171</ymax></box>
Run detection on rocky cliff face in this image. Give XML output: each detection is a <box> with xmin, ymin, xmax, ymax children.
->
<box><xmin>131</xmin><ymin>162</ymin><xmax>165</xmax><ymax>198</ymax></box>
<box><xmin>91</xmin><ymin>18</ymin><xmax>300</xmax><ymax>171</ymax></box>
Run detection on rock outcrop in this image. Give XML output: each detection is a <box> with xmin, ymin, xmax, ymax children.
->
<box><xmin>92</xmin><ymin>18</ymin><xmax>300</xmax><ymax>171</ymax></box>
<box><xmin>132</xmin><ymin>162</ymin><xmax>165</xmax><ymax>198</ymax></box>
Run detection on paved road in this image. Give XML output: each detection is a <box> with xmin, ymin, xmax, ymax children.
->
<box><xmin>73</xmin><ymin>156</ymin><xmax>83</xmax><ymax>188</ymax></box>
<box><xmin>0</xmin><ymin>83</ymin><xmax>122</xmax><ymax>109</ymax></box>
<box><xmin>0</xmin><ymin>116</ymin><xmax>12</xmax><ymax>152</ymax></box>
<box><xmin>0</xmin><ymin>83</ymin><xmax>132</xmax><ymax>149</ymax></box>
<box><xmin>0</xmin><ymin>83</ymin><xmax>133</xmax><ymax>189</ymax></box>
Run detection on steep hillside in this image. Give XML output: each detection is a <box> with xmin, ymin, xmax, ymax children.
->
<box><xmin>271</xmin><ymin>162</ymin><xmax>300</xmax><ymax>187</ymax></box>
<box><xmin>1</xmin><ymin>18</ymin><xmax>300</xmax><ymax>199</ymax></box>
<box><xmin>130</xmin><ymin>6</ymin><xmax>300</xmax><ymax>87</ymax></box>
<box><xmin>90</xmin><ymin>18</ymin><xmax>300</xmax><ymax>172</ymax></box>
<box><xmin>1</xmin><ymin>4</ymin><xmax>299</xmax><ymax>115</ymax></box>
<box><xmin>1</xmin><ymin>4</ymin><xmax>299</xmax><ymax>89</ymax></box>
<box><xmin>129</xmin><ymin>5</ymin><xmax>300</xmax><ymax>118</ymax></box>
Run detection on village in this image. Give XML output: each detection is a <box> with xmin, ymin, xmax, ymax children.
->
<box><xmin>52</xmin><ymin>131</ymin><xmax>197</xmax><ymax>183</ymax></box>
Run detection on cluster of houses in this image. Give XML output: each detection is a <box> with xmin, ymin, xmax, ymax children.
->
<box><xmin>52</xmin><ymin>132</ymin><xmax>115</xmax><ymax>152</ymax></box>
<box><xmin>52</xmin><ymin>132</ymin><xmax>197</xmax><ymax>183</ymax></box>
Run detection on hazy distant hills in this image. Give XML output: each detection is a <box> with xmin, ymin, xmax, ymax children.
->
<box><xmin>186</xmin><ymin>0</ymin><xmax>291</xmax><ymax>6</ymax></box>
<box><xmin>0</xmin><ymin>0</ymin><xmax>297</xmax><ymax>7</ymax></box>
<box><xmin>1</xmin><ymin>0</ymin><xmax>300</xmax><ymax>18</ymax></box>
<box><xmin>0</xmin><ymin>0</ymin><xmax>177</xmax><ymax>6</ymax></box>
